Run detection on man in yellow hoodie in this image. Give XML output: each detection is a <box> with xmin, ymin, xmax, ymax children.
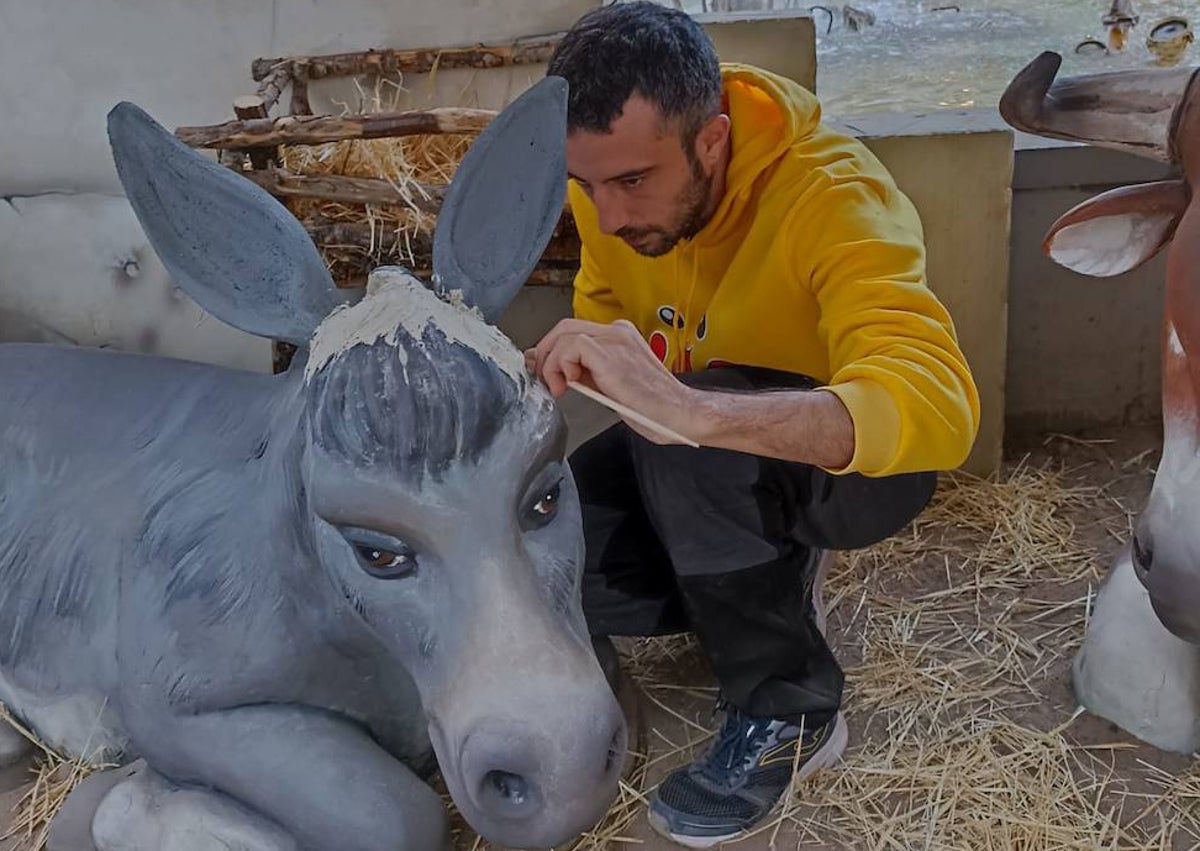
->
<box><xmin>527</xmin><ymin>3</ymin><xmax>980</xmax><ymax>844</ymax></box>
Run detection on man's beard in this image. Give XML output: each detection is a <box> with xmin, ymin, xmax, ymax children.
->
<box><xmin>616</xmin><ymin>158</ymin><xmax>713</xmax><ymax>258</ymax></box>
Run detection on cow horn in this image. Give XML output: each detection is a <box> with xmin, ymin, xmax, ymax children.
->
<box><xmin>1000</xmin><ymin>51</ymin><xmax>1197</xmax><ymax>162</ymax></box>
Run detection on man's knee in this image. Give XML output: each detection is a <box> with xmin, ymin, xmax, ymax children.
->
<box><xmin>624</xmin><ymin>427</ymin><xmax>759</xmax><ymax>505</ymax></box>
<box><xmin>800</xmin><ymin>467</ymin><xmax>937</xmax><ymax>551</ymax></box>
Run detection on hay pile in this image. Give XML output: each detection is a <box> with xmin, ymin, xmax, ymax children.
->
<box><xmin>570</xmin><ymin>453</ymin><xmax>1200</xmax><ymax>851</ymax></box>
<box><xmin>0</xmin><ymin>706</ymin><xmax>112</xmax><ymax>851</ymax></box>
<box><xmin>276</xmin><ymin>77</ymin><xmax>480</xmax><ymax>284</ymax></box>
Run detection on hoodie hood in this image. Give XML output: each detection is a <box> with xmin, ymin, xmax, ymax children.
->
<box><xmin>697</xmin><ymin>63</ymin><xmax>823</xmax><ymax>244</ymax></box>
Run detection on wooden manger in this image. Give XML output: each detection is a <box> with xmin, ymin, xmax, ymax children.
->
<box><xmin>173</xmin><ymin>37</ymin><xmax>581</xmax><ymax>368</ymax></box>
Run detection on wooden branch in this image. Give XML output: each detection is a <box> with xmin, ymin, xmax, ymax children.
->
<box><xmin>524</xmin><ymin>266</ymin><xmax>577</xmax><ymax>287</ymax></box>
<box><xmin>232</xmin><ymin>97</ymin><xmax>274</xmax><ymax>170</ymax></box>
<box><xmin>334</xmin><ymin>264</ymin><xmax>577</xmax><ymax>290</ymax></box>
<box><xmin>307</xmin><ymin>221</ymin><xmax>579</xmax><ymax>263</ymax></box>
<box><xmin>251</xmin><ymin>38</ymin><xmax>562</xmax><ymax>83</ymax></box>
<box><xmin>175</xmin><ymin>107</ymin><xmax>495</xmax><ymax>150</ymax></box>
<box><xmin>290</xmin><ymin>69</ymin><xmax>312</xmax><ymax>117</ymax></box>
<box><xmin>244</xmin><ymin>170</ymin><xmax>578</xmax><ymax>236</ymax></box>
<box><xmin>240</xmin><ymin>169</ymin><xmax>445</xmax><ymax>213</ymax></box>
<box><xmin>233</xmin><ymin>96</ymin><xmax>267</xmax><ymax>120</ymax></box>
<box><xmin>255</xmin><ymin>65</ymin><xmax>291</xmax><ymax>113</ymax></box>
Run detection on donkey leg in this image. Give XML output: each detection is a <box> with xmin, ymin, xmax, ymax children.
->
<box><xmin>1073</xmin><ymin>548</ymin><xmax>1200</xmax><ymax>754</ymax></box>
<box><xmin>130</xmin><ymin>704</ymin><xmax>447</xmax><ymax>851</ymax></box>
<box><xmin>85</xmin><ymin>760</ymin><xmax>298</xmax><ymax>851</ymax></box>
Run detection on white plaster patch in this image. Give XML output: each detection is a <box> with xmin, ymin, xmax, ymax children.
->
<box><xmin>1168</xmin><ymin>322</ymin><xmax>1185</xmax><ymax>358</ymax></box>
<box><xmin>1048</xmin><ymin>212</ymin><xmax>1174</xmax><ymax>277</ymax></box>
<box><xmin>305</xmin><ymin>267</ymin><xmax>528</xmax><ymax>386</ymax></box>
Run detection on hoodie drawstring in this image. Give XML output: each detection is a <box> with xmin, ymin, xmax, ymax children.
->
<box><xmin>673</xmin><ymin>245</ymin><xmax>701</xmax><ymax>374</ymax></box>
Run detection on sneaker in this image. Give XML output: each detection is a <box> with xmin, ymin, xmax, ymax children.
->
<box><xmin>647</xmin><ymin>703</ymin><xmax>847</xmax><ymax>848</ymax></box>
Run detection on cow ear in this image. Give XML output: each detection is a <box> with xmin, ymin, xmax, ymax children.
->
<box><xmin>1044</xmin><ymin>180</ymin><xmax>1189</xmax><ymax>277</ymax></box>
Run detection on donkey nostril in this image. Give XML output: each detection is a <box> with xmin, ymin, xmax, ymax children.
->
<box><xmin>485</xmin><ymin>770</ymin><xmax>530</xmax><ymax>805</ymax></box>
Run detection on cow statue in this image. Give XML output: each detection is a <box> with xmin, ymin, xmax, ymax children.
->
<box><xmin>1001</xmin><ymin>53</ymin><xmax>1200</xmax><ymax>753</ymax></box>
<box><xmin>0</xmin><ymin>75</ymin><xmax>627</xmax><ymax>850</ymax></box>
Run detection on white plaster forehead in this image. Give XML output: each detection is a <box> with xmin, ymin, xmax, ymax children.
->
<box><xmin>304</xmin><ymin>267</ymin><xmax>528</xmax><ymax>388</ymax></box>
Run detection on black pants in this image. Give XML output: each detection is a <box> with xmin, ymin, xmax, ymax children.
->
<box><xmin>570</xmin><ymin>366</ymin><xmax>936</xmax><ymax>727</ymax></box>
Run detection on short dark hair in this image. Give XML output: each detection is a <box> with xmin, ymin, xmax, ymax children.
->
<box><xmin>547</xmin><ymin>2</ymin><xmax>722</xmax><ymax>146</ymax></box>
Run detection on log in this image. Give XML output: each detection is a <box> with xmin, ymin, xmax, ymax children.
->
<box><xmin>240</xmin><ymin>169</ymin><xmax>445</xmax><ymax>213</ymax></box>
<box><xmin>250</xmin><ymin>38</ymin><xmax>562</xmax><ymax>83</ymax></box>
<box><xmin>232</xmin><ymin>97</ymin><xmax>274</xmax><ymax>170</ymax></box>
<box><xmin>307</xmin><ymin>221</ymin><xmax>580</xmax><ymax>263</ymax></box>
<box><xmin>240</xmin><ymin>170</ymin><xmax>578</xmax><ymax>229</ymax></box>
<box><xmin>524</xmin><ymin>266</ymin><xmax>578</xmax><ymax>287</ymax></box>
<box><xmin>290</xmin><ymin>69</ymin><xmax>312</xmax><ymax>117</ymax></box>
<box><xmin>176</xmin><ymin>107</ymin><xmax>495</xmax><ymax>150</ymax></box>
<box><xmin>255</xmin><ymin>65</ymin><xmax>291</xmax><ymax>113</ymax></box>
<box><xmin>233</xmin><ymin>96</ymin><xmax>268</xmax><ymax>120</ymax></box>
<box><xmin>333</xmin><ymin>264</ymin><xmax>577</xmax><ymax>290</ymax></box>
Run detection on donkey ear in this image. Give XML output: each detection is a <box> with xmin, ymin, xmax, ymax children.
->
<box><xmin>432</xmin><ymin>76</ymin><xmax>567</xmax><ymax>323</ymax></box>
<box><xmin>107</xmin><ymin>102</ymin><xmax>352</xmax><ymax>347</ymax></box>
<box><xmin>1044</xmin><ymin>180</ymin><xmax>1189</xmax><ymax>277</ymax></box>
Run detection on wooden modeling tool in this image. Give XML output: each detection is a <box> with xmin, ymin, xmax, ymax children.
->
<box><xmin>566</xmin><ymin>380</ymin><xmax>700</xmax><ymax>448</ymax></box>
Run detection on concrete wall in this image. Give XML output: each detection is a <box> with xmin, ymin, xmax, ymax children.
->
<box><xmin>0</xmin><ymin>0</ymin><xmax>598</xmax><ymax>372</ymax></box>
<box><xmin>1</xmin><ymin>3</ymin><xmax>812</xmax><ymax>195</ymax></box>
<box><xmin>0</xmin><ymin>0</ymin><xmax>598</xmax><ymax>195</ymax></box>
<box><xmin>313</xmin><ymin>10</ymin><xmax>817</xmax><ymax>115</ymax></box>
<box><xmin>859</xmin><ymin>130</ymin><xmax>1013</xmax><ymax>478</ymax></box>
<box><xmin>0</xmin><ymin>1</ymin><xmax>818</xmax><ymax>377</ymax></box>
<box><xmin>692</xmin><ymin>10</ymin><xmax>816</xmax><ymax>92</ymax></box>
<box><xmin>832</xmin><ymin>105</ymin><xmax>1180</xmax><ymax>460</ymax></box>
<box><xmin>1005</xmin><ymin>142</ymin><xmax>1173</xmax><ymax>438</ymax></box>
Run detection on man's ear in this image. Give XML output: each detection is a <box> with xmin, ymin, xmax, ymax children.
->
<box><xmin>693</xmin><ymin>113</ymin><xmax>731</xmax><ymax>171</ymax></box>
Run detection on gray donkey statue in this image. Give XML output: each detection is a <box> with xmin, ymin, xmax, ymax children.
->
<box><xmin>0</xmin><ymin>75</ymin><xmax>627</xmax><ymax>851</ymax></box>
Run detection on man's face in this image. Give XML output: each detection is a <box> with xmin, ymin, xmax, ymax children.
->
<box><xmin>567</xmin><ymin>96</ymin><xmax>714</xmax><ymax>257</ymax></box>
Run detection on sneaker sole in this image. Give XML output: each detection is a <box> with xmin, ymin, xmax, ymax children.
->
<box><xmin>646</xmin><ymin>710</ymin><xmax>849</xmax><ymax>849</ymax></box>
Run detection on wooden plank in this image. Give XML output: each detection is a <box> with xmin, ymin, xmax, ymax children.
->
<box><xmin>240</xmin><ymin>171</ymin><xmax>580</xmax><ymax>236</ymax></box>
<box><xmin>860</xmin><ymin>129</ymin><xmax>1013</xmax><ymax>477</ymax></box>
<box><xmin>306</xmin><ymin>221</ymin><xmax>580</xmax><ymax>263</ymax></box>
<box><xmin>333</xmin><ymin>265</ymin><xmax>577</xmax><ymax>290</ymax></box>
<box><xmin>176</xmin><ymin>107</ymin><xmax>495</xmax><ymax>150</ymax></box>
<box><xmin>254</xmin><ymin>65</ymin><xmax>292</xmax><ymax>114</ymax></box>
<box><xmin>250</xmin><ymin>38</ymin><xmax>562</xmax><ymax>83</ymax></box>
<box><xmin>240</xmin><ymin>169</ymin><xmax>445</xmax><ymax>213</ymax></box>
<box><xmin>232</xmin><ymin>97</ymin><xmax>274</xmax><ymax>170</ymax></box>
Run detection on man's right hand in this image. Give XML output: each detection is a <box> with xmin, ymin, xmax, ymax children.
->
<box><xmin>524</xmin><ymin>319</ymin><xmax>700</xmax><ymax>446</ymax></box>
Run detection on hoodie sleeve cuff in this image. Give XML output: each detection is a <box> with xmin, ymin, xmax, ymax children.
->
<box><xmin>822</xmin><ymin>378</ymin><xmax>902</xmax><ymax>477</ymax></box>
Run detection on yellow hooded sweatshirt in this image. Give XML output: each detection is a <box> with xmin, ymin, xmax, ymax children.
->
<box><xmin>569</xmin><ymin>63</ymin><xmax>981</xmax><ymax>478</ymax></box>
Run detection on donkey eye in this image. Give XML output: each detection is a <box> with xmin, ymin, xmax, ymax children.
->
<box><xmin>352</xmin><ymin>543</ymin><xmax>416</xmax><ymax>579</ymax></box>
<box><xmin>535</xmin><ymin>484</ymin><xmax>560</xmax><ymax>515</ymax></box>
<box><xmin>528</xmin><ymin>482</ymin><xmax>561</xmax><ymax>526</ymax></box>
